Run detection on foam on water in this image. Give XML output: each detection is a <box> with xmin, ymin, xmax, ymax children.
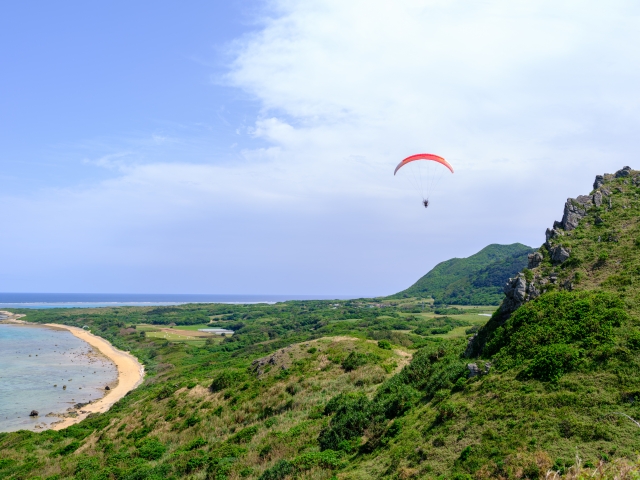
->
<box><xmin>0</xmin><ymin>324</ymin><xmax>117</xmax><ymax>432</ymax></box>
<box><xmin>0</xmin><ymin>292</ymin><xmax>356</xmax><ymax>309</ymax></box>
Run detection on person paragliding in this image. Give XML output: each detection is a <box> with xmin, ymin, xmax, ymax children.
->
<box><xmin>394</xmin><ymin>153</ymin><xmax>453</xmax><ymax>208</ymax></box>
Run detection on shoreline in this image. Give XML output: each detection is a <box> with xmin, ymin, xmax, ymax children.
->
<box><xmin>0</xmin><ymin>311</ymin><xmax>145</xmax><ymax>431</ymax></box>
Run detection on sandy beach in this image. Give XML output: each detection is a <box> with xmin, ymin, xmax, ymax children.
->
<box><xmin>0</xmin><ymin>311</ymin><xmax>144</xmax><ymax>430</ymax></box>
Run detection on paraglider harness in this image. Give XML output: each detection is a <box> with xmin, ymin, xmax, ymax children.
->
<box><xmin>423</xmin><ymin>199</ymin><xmax>429</xmax><ymax>208</ymax></box>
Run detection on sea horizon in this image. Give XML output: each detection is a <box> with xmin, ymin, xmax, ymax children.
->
<box><xmin>0</xmin><ymin>292</ymin><xmax>364</xmax><ymax>309</ymax></box>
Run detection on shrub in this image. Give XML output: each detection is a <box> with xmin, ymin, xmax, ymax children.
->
<box><xmin>465</xmin><ymin>325</ymin><xmax>480</xmax><ymax>335</ymax></box>
<box><xmin>209</xmin><ymin>370</ymin><xmax>245</xmax><ymax>392</ymax></box>
<box><xmin>136</xmin><ymin>437</ymin><xmax>166</xmax><ymax>460</ymax></box>
<box><xmin>628</xmin><ymin>332</ymin><xmax>640</xmax><ymax>350</ymax></box>
<box><xmin>485</xmin><ymin>291</ymin><xmax>627</xmax><ymax>372</ymax></box>
<box><xmin>127</xmin><ymin>426</ymin><xmax>152</xmax><ymax>440</ymax></box>
<box><xmin>398</xmin><ymin>341</ymin><xmax>467</xmax><ymax>399</ymax></box>
<box><xmin>156</xmin><ymin>384</ymin><xmax>177</xmax><ymax>400</ymax></box>
<box><xmin>437</xmin><ymin>401</ymin><xmax>458</xmax><ymax>422</ymax></box>
<box><xmin>373</xmin><ymin>376</ymin><xmax>419</xmax><ymax>418</ymax></box>
<box><xmin>318</xmin><ymin>393</ymin><xmax>373</xmax><ymax>450</ymax></box>
<box><xmin>520</xmin><ymin>344</ymin><xmax>580</xmax><ymax>382</ymax></box>
<box><xmin>459</xmin><ymin>445</ymin><xmax>472</xmax><ymax>461</ymax></box>
<box><xmin>52</xmin><ymin>440</ymin><xmax>81</xmax><ymax>456</ymax></box>
<box><xmin>341</xmin><ymin>352</ymin><xmax>369</xmax><ymax>371</ymax></box>
<box><xmin>229</xmin><ymin>426</ymin><xmax>258</xmax><ymax>444</ymax></box>
<box><xmin>185</xmin><ymin>437</ymin><xmax>207</xmax><ymax>450</ymax></box>
<box><xmin>286</xmin><ymin>383</ymin><xmax>301</xmax><ymax>395</ymax></box>
<box><xmin>430</xmin><ymin>326</ymin><xmax>453</xmax><ymax>335</ymax></box>
<box><xmin>184</xmin><ymin>415</ymin><xmax>201</xmax><ymax>428</ymax></box>
<box><xmin>292</xmin><ymin>450</ymin><xmax>346</xmax><ymax>470</ymax></box>
<box><xmin>377</xmin><ymin>340</ymin><xmax>392</xmax><ymax>350</ymax></box>
<box><xmin>240</xmin><ymin>467</ymin><xmax>254</xmax><ymax>477</ymax></box>
<box><xmin>259</xmin><ymin>444</ymin><xmax>272</xmax><ymax>458</ymax></box>
<box><xmin>74</xmin><ymin>456</ymin><xmax>101</xmax><ymax>478</ymax></box>
<box><xmin>453</xmin><ymin>474</ymin><xmax>473</xmax><ymax>480</ymax></box>
<box><xmin>259</xmin><ymin>460</ymin><xmax>294</xmax><ymax>480</ymax></box>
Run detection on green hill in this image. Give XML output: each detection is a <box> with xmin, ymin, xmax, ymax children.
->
<box><xmin>5</xmin><ymin>167</ymin><xmax>640</xmax><ymax>479</ymax></box>
<box><xmin>392</xmin><ymin>243</ymin><xmax>534</xmax><ymax>305</ymax></box>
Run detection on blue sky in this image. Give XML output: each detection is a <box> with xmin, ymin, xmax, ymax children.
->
<box><xmin>0</xmin><ymin>1</ymin><xmax>260</xmax><ymax>191</ymax></box>
<box><xmin>2</xmin><ymin>1</ymin><xmax>640</xmax><ymax>295</ymax></box>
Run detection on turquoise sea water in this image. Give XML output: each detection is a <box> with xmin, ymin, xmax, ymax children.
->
<box><xmin>0</xmin><ymin>293</ymin><xmax>354</xmax><ymax>309</ymax></box>
<box><xmin>0</xmin><ymin>324</ymin><xmax>117</xmax><ymax>432</ymax></box>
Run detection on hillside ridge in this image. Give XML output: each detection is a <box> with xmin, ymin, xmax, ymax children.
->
<box><xmin>468</xmin><ymin>165</ymin><xmax>639</xmax><ymax>356</ymax></box>
<box><xmin>392</xmin><ymin>243</ymin><xmax>534</xmax><ymax>305</ymax></box>
<box><xmin>4</xmin><ymin>167</ymin><xmax>640</xmax><ymax>479</ymax></box>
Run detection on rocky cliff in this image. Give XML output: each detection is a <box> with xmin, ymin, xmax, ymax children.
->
<box><xmin>466</xmin><ymin>166</ymin><xmax>637</xmax><ymax>357</ymax></box>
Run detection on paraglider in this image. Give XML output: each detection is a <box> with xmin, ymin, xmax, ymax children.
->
<box><xmin>394</xmin><ymin>153</ymin><xmax>453</xmax><ymax>208</ymax></box>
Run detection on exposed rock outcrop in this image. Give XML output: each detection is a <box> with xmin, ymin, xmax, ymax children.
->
<box><xmin>559</xmin><ymin>195</ymin><xmax>592</xmax><ymax>231</ymax></box>
<box><xmin>503</xmin><ymin>274</ymin><xmax>527</xmax><ymax>309</ymax></box>
<box><xmin>251</xmin><ymin>347</ymin><xmax>293</xmax><ymax>376</ymax></box>
<box><xmin>594</xmin><ymin>175</ymin><xmax>604</xmax><ymax>189</ymax></box>
<box><xmin>466</xmin><ymin>362</ymin><xmax>491</xmax><ymax>378</ymax></box>
<box><xmin>527</xmin><ymin>252</ymin><xmax>543</xmax><ymax>269</ymax></box>
<box><xmin>615</xmin><ymin>166</ymin><xmax>632</xmax><ymax>178</ymax></box>
<box><xmin>593</xmin><ymin>190</ymin><xmax>603</xmax><ymax>207</ymax></box>
<box><xmin>545</xmin><ymin>228</ymin><xmax>561</xmax><ymax>249</ymax></box>
<box><xmin>464</xmin><ymin>272</ymin><xmax>540</xmax><ymax>357</ymax></box>
<box><xmin>465</xmin><ymin>167</ymin><xmax>633</xmax><ymax>358</ymax></box>
<box><xmin>550</xmin><ymin>245</ymin><xmax>571</xmax><ymax>265</ymax></box>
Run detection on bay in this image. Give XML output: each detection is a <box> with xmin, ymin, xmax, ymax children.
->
<box><xmin>0</xmin><ymin>324</ymin><xmax>117</xmax><ymax>432</ymax></box>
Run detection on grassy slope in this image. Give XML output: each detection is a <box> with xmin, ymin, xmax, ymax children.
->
<box><xmin>346</xmin><ymin>170</ymin><xmax>640</xmax><ymax>479</ymax></box>
<box><xmin>391</xmin><ymin>243</ymin><xmax>534</xmax><ymax>305</ymax></box>
<box><xmin>0</xmin><ymin>301</ymin><xmax>487</xmax><ymax>479</ymax></box>
<box><xmin>5</xmin><ymin>170</ymin><xmax>640</xmax><ymax>479</ymax></box>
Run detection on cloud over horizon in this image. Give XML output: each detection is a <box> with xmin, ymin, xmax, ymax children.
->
<box><xmin>2</xmin><ymin>0</ymin><xmax>640</xmax><ymax>295</ymax></box>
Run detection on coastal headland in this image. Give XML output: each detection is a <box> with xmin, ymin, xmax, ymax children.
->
<box><xmin>0</xmin><ymin>310</ymin><xmax>144</xmax><ymax>430</ymax></box>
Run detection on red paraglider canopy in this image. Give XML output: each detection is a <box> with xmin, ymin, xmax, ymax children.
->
<box><xmin>393</xmin><ymin>153</ymin><xmax>454</xmax><ymax>175</ymax></box>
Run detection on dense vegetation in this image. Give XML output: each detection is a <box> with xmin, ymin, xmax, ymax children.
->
<box><xmin>0</xmin><ymin>300</ymin><xmax>492</xmax><ymax>479</ymax></box>
<box><xmin>5</xmin><ymin>170</ymin><xmax>640</xmax><ymax>478</ymax></box>
<box><xmin>391</xmin><ymin>243</ymin><xmax>534</xmax><ymax>305</ymax></box>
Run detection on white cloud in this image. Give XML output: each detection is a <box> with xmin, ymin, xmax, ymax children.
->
<box><xmin>229</xmin><ymin>1</ymin><xmax>640</xmax><ymax>150</ymax></box>
<box><xmin>4</xmin><ymin>0</ymin><xmax>640</xmax><ymax>294</ymax></box>
<box><xmin>225</xmin><ymin>0</ymin><xmax>640</xmax><ymax>228</ymax></box>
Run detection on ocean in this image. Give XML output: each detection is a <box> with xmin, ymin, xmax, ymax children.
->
<box><xmin>0</xmin><ymin>293</ymin><xmax>355</xmax><ymax>309</ymax></box>
<box><xmin>0</xmin><ymin>324</ymin><xmax>117</xmax><ymax>432</ymax></box>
